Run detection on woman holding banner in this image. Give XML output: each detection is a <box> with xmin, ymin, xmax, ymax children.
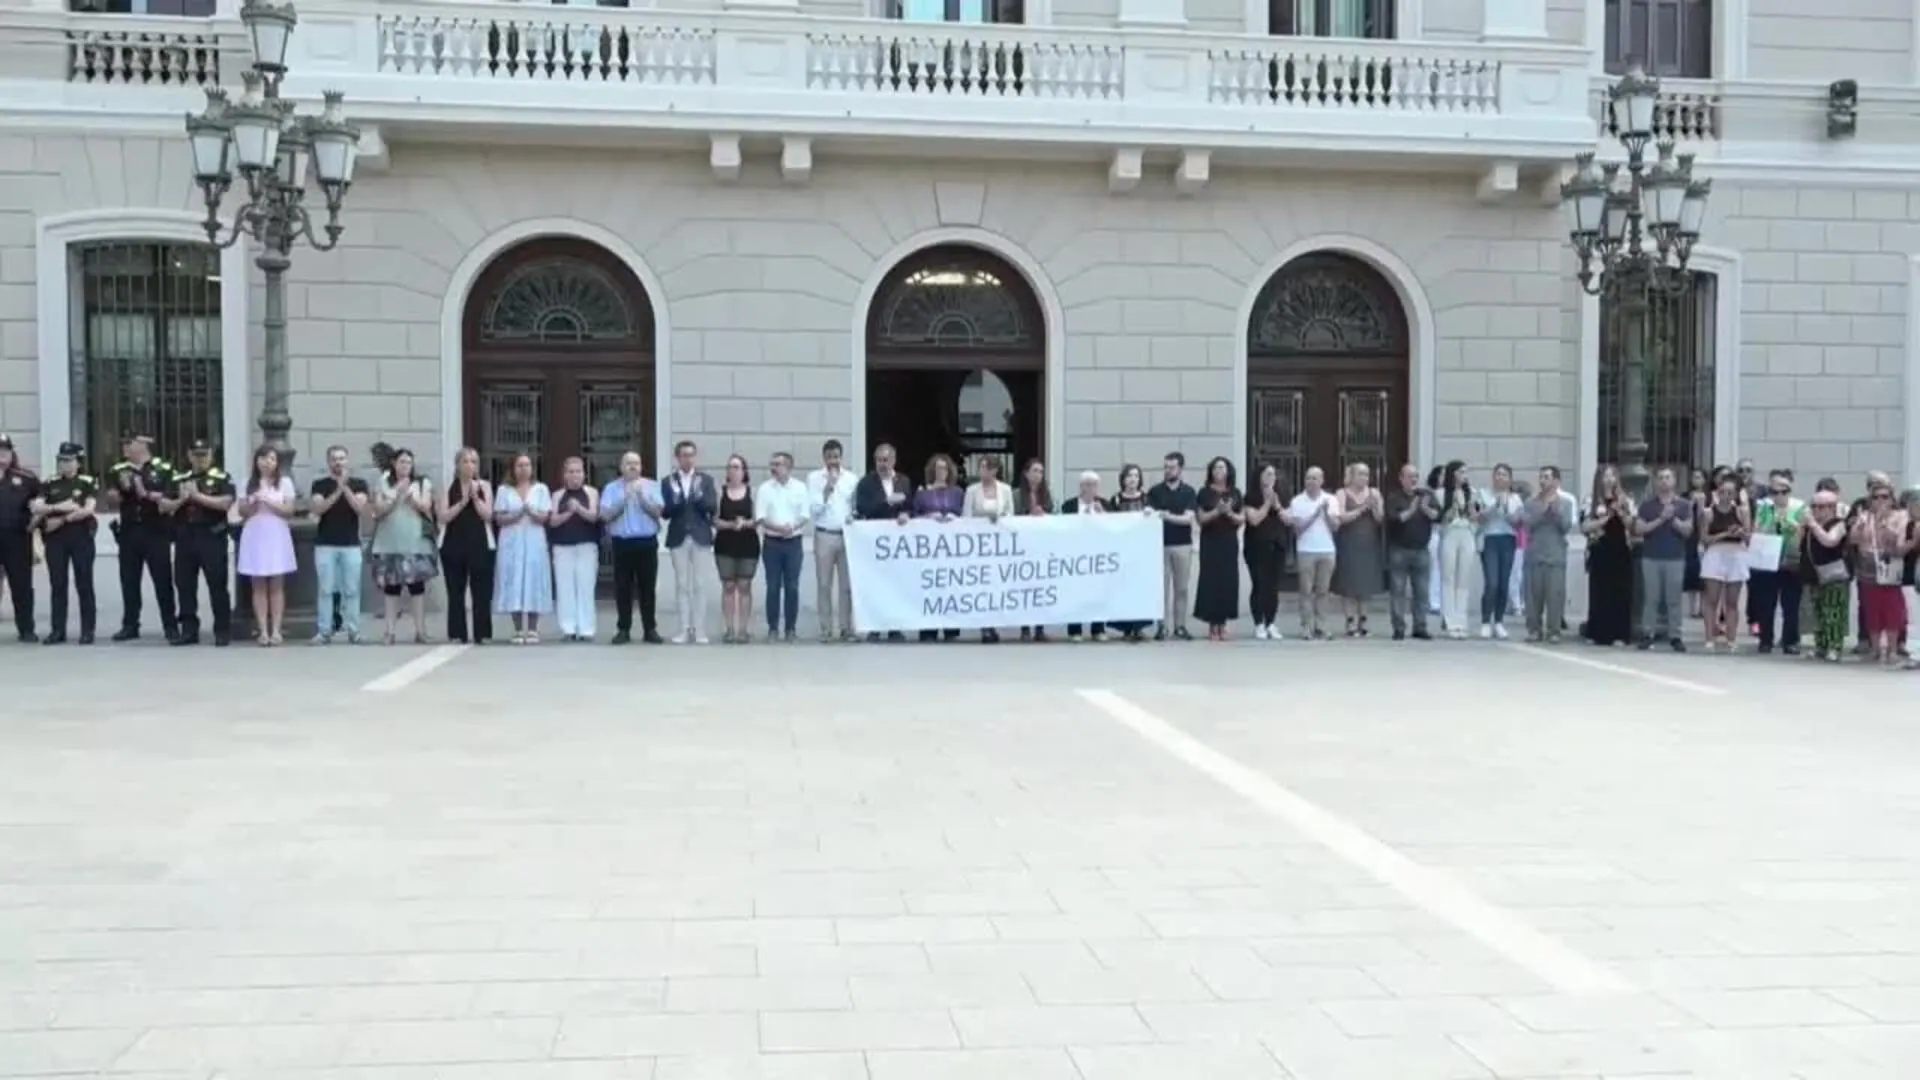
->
<box><xmin>1014</xmin><ymin>459</ymin><xmax>1055</xmax><ymax>642</ymax></box>
<box><xmin>964</xmin><ymin>457</ymin><xmax>1014</xmax><ymax>644</ymax></box>
<box><xmin>1062</xmin><ymin>471</ymin><xmax>1109</xmax><ymax>643</ymax></box>
<box><xmin>915</xmin><ymin>454</ymin><xmax>965</xmax><ymax>643</ymax></box>
<box><xmin>1194</xmin><ymin>456</ymin><xmax>1245</xmax><ymax>642</ymax></box>
<box><xmin>1107</xmin><ymin>464</ymin><xmax>1154</xmax><ymax>642</ymax></box>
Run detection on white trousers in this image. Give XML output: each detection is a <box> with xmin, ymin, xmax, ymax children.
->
<box><xmin>669</xmin><ymin>542</ymin><xmax>712</xmax><ymax>637</ymax></box>
<box><xmin>552</xmin><ymin>542</ymin><xmax>599</xmax><ymax>637</ymax></box>
<box><xmin>1439</xmin><ymin>527</ymin><xmax>1477</xmax><ymax>631</ymax></box>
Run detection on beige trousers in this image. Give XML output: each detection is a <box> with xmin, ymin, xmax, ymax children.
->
<box><xmin>1296</xmin><ymin>551</ymin><xmax>1336</xmax><ymax>635</ymax></box>
<box><xmin>1163</xmin><ymin>547</ymin><xmax>1192</xmax><ymax>629</ymax></box>
<box><xmin>813</xmin><ymin>531</ymin><xmax>852</xmax><ymax>635</ymax></box>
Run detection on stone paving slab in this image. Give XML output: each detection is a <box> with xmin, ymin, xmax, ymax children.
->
<box><xmin>2</xmin><ymin>643</ymin><xmax>1917</xmax><ymax>1079</ymax></box>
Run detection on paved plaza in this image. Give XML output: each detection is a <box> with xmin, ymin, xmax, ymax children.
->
<box><xmin>3</xmin><ymin>634</ymin><xmax>1920</xmax><ymax>1080</ymax></box>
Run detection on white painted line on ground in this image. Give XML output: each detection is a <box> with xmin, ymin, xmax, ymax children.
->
<box><xmin>360</xmin><ymin>644</ymin><xmax>471</xmax><ymax>693</ymax></box>
<box><xmin>1076</xmin><ymin>687</ymin><xmax>1638</xmax><ymax>998</ymax></box>
<box><xmin>1501</xmin><ymin>643</ymin><xmax>1729</xmax><ymax>696</ymax></box>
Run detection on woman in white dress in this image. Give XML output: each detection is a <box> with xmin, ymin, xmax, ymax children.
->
<box><xmin>963</xmin><ymin>456</ymin><xmax>1014</xmax><ymax>644</ymax></box>
<box><xmin>493</xmin><ymin>453</ymin><xmax>554</xmax><ymax>644</ymax></box>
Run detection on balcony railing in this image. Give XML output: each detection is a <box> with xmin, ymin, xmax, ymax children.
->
<box><xmin>1593</xmin><ymin>77</ymin><xmax>1722</xmax><ymax>143</ymax></box>
<box><xmin>62</xmin><ymin>13</ymin><xmax>225</xmax><ymax>87</ymax></box>
<box><xmin>4</xmin><ymin>1</ymin><xmax>1596</xmax><ymax>162</ymax></box>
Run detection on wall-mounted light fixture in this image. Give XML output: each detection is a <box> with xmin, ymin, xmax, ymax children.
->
<box><xmin>1827</xmin><ymin>80</ymin><xmax>1858</xmax><ymax>139</ymax></box>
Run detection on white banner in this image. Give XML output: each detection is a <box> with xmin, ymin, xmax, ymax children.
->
<box><xmin>846</xmin><ymin>514</ymin><xmax>1164</xmax><ymax>633</ymax></box>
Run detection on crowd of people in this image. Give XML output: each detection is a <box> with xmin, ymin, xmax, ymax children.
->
<box><xmin>0</xmin><ymin>432</ymin><xmax>1909</xmax><ymax>665</ymax></box>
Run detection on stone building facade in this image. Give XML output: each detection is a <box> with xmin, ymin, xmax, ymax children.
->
<box><xmin>2</xmin><ymin>0</ymin><xmax>1919</xmax><ymax>494</ymax></box>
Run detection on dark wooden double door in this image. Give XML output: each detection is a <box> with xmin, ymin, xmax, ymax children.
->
<box><xmin>1247</xmin><ymin>368</ymin><xmax>1405</xmax><ymax>583</ymax></box>
<box><xmin>467</xmin><ymin>363</ymin><xmax>654</xmax><ymax>489</ymax></box>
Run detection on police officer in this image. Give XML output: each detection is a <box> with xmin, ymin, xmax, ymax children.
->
<box><xmin>164</xmin><ymin>438</ymin><xmax>234</xmax><ymax>647</ymax></box>
<box><xmin>31</xmin><ymin>443</ymin><xmax>98</xmax><ymax>645</ymax></box>
<box><xmin>0</xmin><ymin>434</ymin><xmax>39</xmax><ymax>642</ymax></box>
<box><xmin>108</xmin><ymin>434</ymin><xmax>180</xmax><ymax>642</ymax></box>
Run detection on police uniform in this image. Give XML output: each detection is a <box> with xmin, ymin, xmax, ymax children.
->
<box><xmin>169</xmin><ymin>438</ymin><xmax>233</xmax><ymax>646</ymax></box>
<box><xmin>36</xmin><ymin>442</ymin><xmax>98</xmax><ymax>645</ymax></box>
<box><xmin>0</xmin><ymin>434</ymin><xmax>40</xmax><ymax>642</ymax></box>
<box><xmin>108</xmin><ymin>436</ymin><xmax>181</xmax><ymax>641</ymax></box>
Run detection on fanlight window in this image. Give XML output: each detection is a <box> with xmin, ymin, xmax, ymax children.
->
<box><xmin>1250</xmin><ymin>257</ymin><xmax>1405</xmax><ymax>356</ymax></box>
<box><xmin>480</xmin><ymin>258</ymin><xmax>637</xmax><ymax>345</ymax></box>
<box><xmin>875</xmin><ymin>263</ymin><xmax>1035</xmax><ymax>350</ymax></box>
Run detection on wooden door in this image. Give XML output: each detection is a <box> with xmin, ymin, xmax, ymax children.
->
<box><xmin>469</xmin><ymin>365</ymin><xmax>652</xmax><ymax>488</ymax></box>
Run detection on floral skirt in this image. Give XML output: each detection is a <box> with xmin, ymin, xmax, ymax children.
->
<box><xmin>371</xmin><ymin>552</ymin><xmax>440</xmax><ymax>589</ymax></box>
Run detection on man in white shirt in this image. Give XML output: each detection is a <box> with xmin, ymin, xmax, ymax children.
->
<box><xmin>1284</xmin><ymin>465</ymin><xmax>1339</xmax><ymax>640</ymax></box>
<box><xmin>757</xmin><ymin>451</ymin><xmax>811</xmax><ymax>642</ymax></box>
<box><xmin>806</xmin><ymin>439</ymin><xmax>856</xmax><ymax>642</ymax></box>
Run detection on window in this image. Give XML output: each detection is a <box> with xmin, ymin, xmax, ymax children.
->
<box><xmin>1268</xmin><ymin>0</ymin><xmax>1395</xmax><ymax>38</ymax></box>
<box><xmin>1604</xmin><ymin>0</ymin><xmax>1712</xmax><ymax>78</ymax></box>
<box><xmin>67</xmin><ymin>0</ymin><xmax>217</xmax><ymax>14</ymax></box>
<box><xmin>883</xmin><ymin>0</ymin><xmax>1024</xmax><ymax>24</ymax></box>
<box><xmin>71</xmin><ymin>241</ymin><xmax>224</xmax><ymax>469</ymax></box>
<box><xmin>1597</xmin><ymin>273</ymin><xmax>1716</xmax><ymax>475</ymax></box>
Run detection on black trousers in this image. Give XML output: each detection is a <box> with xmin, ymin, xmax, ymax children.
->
<box><xmin>1245</xmin><ymin>538</ymin><xmax>1284</xmax><ymax>625</ymax></box>
<box><xmin>442</xmin><ymin>543</ymin><xmax>495</xmax><ymax>643</ymax></box>
<box><xmin>117</xmin><ymin>524</ymin><xmax>178</xmax><ymax>633</ymax></box>
<box><xmin>610</xmin><ymin>537</ymin><xmax>658</xmax><ymax>635</ymax></box>
<box><xmin>44</xmin><ymin>526</ymin><xmax>96</xmax><ymax>636</ymax></box>
<box><xmin>0</xmin><ymin>528</ymin><xmax>32</xmax><ymax>637</ymax></box>
<box><xmin>173</xmin><ymin>528</ymin><xmax>231</xmax><ymax>638</ymax></box>
<box><xmin>1749</xmin><ymin>568</ymin><xmax>1802</xmax><ymax>648</ymax></box>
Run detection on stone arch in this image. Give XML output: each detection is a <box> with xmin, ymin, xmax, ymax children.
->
<box><xmin>448</xmin><ymin>229</ymin><xmax>662</xmax><ymax>486</ymax></box>
<box><xmin>855</xmin><ymin>236</ymin><xmax>1057</xmax><ymax>485</ymax></box>
<box><xmin>439</xmin><ymin>218</ymin><xmax>670</xmax><ymax>477</ymax></box>
<box><xmin>1241</xmin><ymin>248</ymin><xmax>1416</xmax><ymax>497</ymax></box>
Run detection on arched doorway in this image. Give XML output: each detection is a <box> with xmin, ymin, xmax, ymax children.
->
<box><xmin>1245</xmin><ymin>252</ymin><xmax>1410</xmax><ymax>497</ymax></box>
<box><xmin>864</xmin><ymin>244</ymin><xmax>1044</xmax><ymax>483</ymax></box>
<box><xmin>461</xmin><ymin>237</ymin><xmax>656</xmax><ymax>486</ymax></box>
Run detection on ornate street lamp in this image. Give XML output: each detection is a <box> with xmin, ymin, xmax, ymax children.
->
<box><xmin>185</xmin><ymin>0</ymin><xmax>358</xmax><ymax>634</ymax></box>
<box><xmin>185</xmin><ymin>0</ymin><xmax>358</xmax><ymax>474</ymax></box>
<box><xmin>1563</xmin><ymin>64</ymin><xmax>1711</xmax><ymax>499</ymax></box>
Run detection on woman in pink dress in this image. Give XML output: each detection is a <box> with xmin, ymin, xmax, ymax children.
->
<box><xmin>236</xmin><ymin>445</ymin><xmax>298</xmax><ymax>645</ymax></box>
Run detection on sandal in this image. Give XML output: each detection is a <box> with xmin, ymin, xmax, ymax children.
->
<box><xmin>510</xmin><ymin>632</ymin><xmax>526</xmax><ymax>645</ymax></box>
<box><xmin>525</xmin><ymin>631</ymin><xmax>539</xmax><ymax>645</ymax></box>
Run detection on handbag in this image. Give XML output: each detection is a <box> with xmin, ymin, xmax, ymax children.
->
<box><xmin>1815</xmin><ymin>559</ymin><xmax>1850</xmax><ymax>585</ymax></box>
<box><xmin>1868</xmin><ymin>520</ymin><xmax>1903</xmax><ymax>586</ymax></box>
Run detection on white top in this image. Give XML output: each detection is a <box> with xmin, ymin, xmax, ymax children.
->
<box><xmin>497</xmin><ymin>482</ymin><xmax>551</xmax><ymax>537</ymax></box>
<box><xmin>1289</xmin><ymin>490</ymin><xmax>1338</xmax><ymax>555</ymax></box>
<box><xmin>807</xmin><ymin>466</ymin><xmax>854</xmax><ymax>532</ymax></box>
<box><xmin>756</xmin><ymin>476</ymin><xmax>811</xmax><ymax>532</ymax></box>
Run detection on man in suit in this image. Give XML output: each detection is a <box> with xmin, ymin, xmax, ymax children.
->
<box><xmin>660</xmin><ymin>439</ymin><xmax>717</xmax><ymax>644</ymax></box>
<box><xmin>853</xmin><ymin>442</ymin><xmax>914</xmax><ymax>641</ymax></box>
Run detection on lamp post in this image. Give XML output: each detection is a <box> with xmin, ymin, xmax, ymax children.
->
<box><xmin>185</xmin><ymin>0</ymin><xmax>358</xmax><ymax>473</ymax></box>
<box><xmin>1561</xmin><ymin>64</ymin><xmax>1711</xmax><ymax>500</ymax></box>
<box><xmin>185</xmin><ymin>0</ymin><xmax>358</xmax><ymax>633</ymax></box>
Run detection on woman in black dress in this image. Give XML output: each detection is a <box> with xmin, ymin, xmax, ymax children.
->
<box><xmin>1107</xmin><ymin>464</ymin><xmax>1154</xmax><ymax>642</ymax></box>
<box><xmin>1241</xmin><ymin>463</ymin><xmax>1287</xmax><ymax>641</ymax></box>
<box><xmin>1684</xmin><ymin>467</ymin><xmax>1707</xmax><ymax>616</ymax></box>
<box><xmin>1581</xmin><ymin>464</ymin><xmax>1636</xmax><ymax>646</ymax></box>
<box><xmin>1193</xmin><ymin>456</ymin><xmax>1244</xmax><ymax>641</ymax></box>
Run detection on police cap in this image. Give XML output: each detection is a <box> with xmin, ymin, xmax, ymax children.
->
<box><xmin>188</xmin><ymin>438</ymin><xmax>214</xmax><ymax>454</ymax></box>
<box><xmin>122</xmin><ymin>432</ymin><xmax>154</xmax><ymax>447</ymax></box>
<box><xmin>57</xmin><ymin>441</ymin><xmax>84</xmax><ymax>460</ymax></box>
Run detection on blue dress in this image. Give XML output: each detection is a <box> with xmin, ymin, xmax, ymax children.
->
<box><xmin>493</xmin><ymin>483</ymin><xmax>554</xmax><ymax>615</ymax></box>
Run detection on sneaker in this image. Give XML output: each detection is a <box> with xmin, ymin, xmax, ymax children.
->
<box><xmin>1493</xmin><ymin>624</ymin><xmax>1509</xmax><ymax>640</ymax></box>
<box><xmin>1478</xmin><ymin>625</ymin><xmax>1492</xmax><ymax>640</ymax></box>
<box><xmin>1267</xmin><ymin>627</ymin><xmax>1282</xmax><ymax>642</ymax></box>
<box><xmin>673</xmin><ymin>630</ymin><xmax>693</xmax><ymax>644</ymax></box>
<box><xmin>1253</xmin><ymin>625</ymin><xmax>1268</xmax><ymax>641</ymax></box>
<box><xmin>694</xmin><ymin>633</ymin><xmax>711</xmax><ymax>645</ymax></box>
<box><xmin>312</xmin><ymin>632</ymin><xmax>332</xmax><ymax>645</ymax></box>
